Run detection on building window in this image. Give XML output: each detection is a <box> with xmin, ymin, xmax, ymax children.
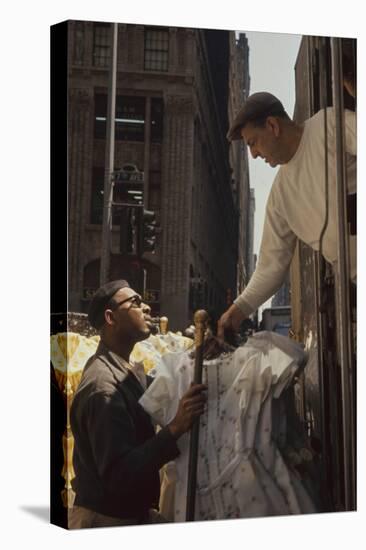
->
<box><xmin>94</xmin><ymin>94</ymin><xmax>107</xmax><ymax>138</ymax></box>
<box><xmin>94</xmin><ymin>94</ymin><xmax>145</xmax><ymax>142</ymax></box>
<box><xmin>90</xmin><ymin>167</ymin><xmax>104</xmax><ymax>224</ymax></box>
<box><xmin>73</xmin><ymin>22</ymin><xmax>85</xmax><ymax>65</ymax></box>
<box><xmin>115</xmin><ymin>96</ymin><xmax>145</xmax><ymax>141</ymax></box>
<box><xmin>144</xmin><ymin>29</ymin><xmax>169</xmax><ymax>72</ymax></box>
<box><xmin>93</xmin><ymin>23</ymin><xmax>111</xmax><ymax>67</ymax></box>
<box><xmin>151</xmin><ymin>98</ymin><xmax>164</xmax><ymax>143</ymax></box>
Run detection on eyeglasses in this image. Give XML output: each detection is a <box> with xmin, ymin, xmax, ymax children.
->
<box><xmin>110</xmin><ymin>294</ymin><xmax>143</xmax><ymax>310</ymax></box>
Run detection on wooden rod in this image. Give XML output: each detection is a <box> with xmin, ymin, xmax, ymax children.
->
<box><xmin>186</xmin><ymin>309</ymin><xmax>209</xmax><ymax>521</ymax></box>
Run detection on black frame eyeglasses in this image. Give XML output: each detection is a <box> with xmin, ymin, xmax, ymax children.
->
<box><xmin>110</xmin><ymin>294</ymin><xmax>143</xmax><ymax>310</ymax></box>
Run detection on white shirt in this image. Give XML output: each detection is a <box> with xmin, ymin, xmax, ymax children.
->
<box><xmin>139</xmin><ymin>332</ymin><xmax>316</xmax><ymax>521</ymax></box>
<box><xmin>235</xmin><ymin>107</ymin><xmax>356</xmax><ymax>317</ymax></box>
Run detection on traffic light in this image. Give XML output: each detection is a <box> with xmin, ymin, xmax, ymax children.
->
<box><xmin>119</xmin><ymin>207</ymin><xmax>135</xmax><ymax>254</ymax></box>
<box><xmin>138</xmin><ymin>209</ymin><xmax>157</xmax><ymax>255</ymax></box>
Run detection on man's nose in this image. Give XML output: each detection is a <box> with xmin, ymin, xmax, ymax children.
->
<box><xmin>142</xmin><ymin>302</ymin><xmax>151</xmax><ymax>314</ymax></box>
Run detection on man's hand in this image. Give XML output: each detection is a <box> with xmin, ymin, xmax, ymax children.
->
<box><xmin>167</xmin><ymin>384</ymin><xmax>207</xmax><ymax>439</ymax></box>
<box><xmin>217</xmin><ymin>303</ymin><xmax>246</xmax><ymax>344</ymax></box>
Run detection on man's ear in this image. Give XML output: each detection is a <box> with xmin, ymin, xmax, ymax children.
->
<box><xmin>266</xmin><ymin>116</ymin><xmax>280</xmax><ymax>137</ymax></box>
<box><xmin>104</xmin><ymin>309</ymin><xmax>115</xmax><ymax>326</ymax></box>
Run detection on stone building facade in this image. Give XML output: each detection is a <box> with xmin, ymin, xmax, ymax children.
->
<box><xmin>227</xmin><ymin>33</ymin><xmax>251</xmax><ymax>296</ymax></box>
<box><xmin>66</xmin><ymin>21</ymin><xmax>251</xmax><ymax>330</ymax></box>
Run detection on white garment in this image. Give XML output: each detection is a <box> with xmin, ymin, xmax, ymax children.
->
<box><xmin>235</xmin><ymin>107</ymin><xmax>356</xmax><ymax>317</ymax></box>
<box><xmin>139</xmin><ymin>331</ymin><xmax>316</xmax><ymax>521</ymax></box>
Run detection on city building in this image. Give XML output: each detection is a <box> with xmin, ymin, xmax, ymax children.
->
<box><xmin>66</xmin><ymin>21</ymin><xmax>252</xmax><ymax>329</ymax></box>
<box><xmin>271</xmin><ymin>275</ymin><xmax>291</xmax><ymax>307</ymax></box>
<box><xmin>227</xmin><ymin>33</ymin><xmax>251</xmax><ymax>297</ymax></box>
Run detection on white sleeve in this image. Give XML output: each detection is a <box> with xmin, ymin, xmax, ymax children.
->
<box><xmin>345</xmin><ymin>109</ymin><xmax>356</xmax><ymax>156</ymax></box>
<box><xmin>234</xmin><ymin>190</ymin><xmax>297</xmax><ymax>316</ymax></box>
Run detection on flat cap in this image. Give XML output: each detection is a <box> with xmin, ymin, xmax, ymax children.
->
<box><xmin>227</xmin><ymin>92</ymin><xmax>286</xmax><ymax>141</ymax></box>
<box><xmin>88</xmin><ymin>279</ymin><xmax>130</xmax><ymax>329</ymax></box>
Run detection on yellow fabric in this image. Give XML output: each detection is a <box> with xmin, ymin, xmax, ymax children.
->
<box><xmin>50</xmin><ymin>332</ymin><xmax>100</xmax><ymax>508</ymax></box>
<box><xmin>51</xmin><ymin>331</ymin><xmax>193</xmax><ymax>387</ymax></box>
<box><xmin>50</xmin><ymin>332</ymin><xmax>99</xmax><ymax>394</ymax></box>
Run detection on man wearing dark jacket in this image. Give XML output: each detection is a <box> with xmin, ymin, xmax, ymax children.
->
<box><xmin>70</xmin><ymin>279</ymin><xmax>206</xmax><ymax>528</ymax></box>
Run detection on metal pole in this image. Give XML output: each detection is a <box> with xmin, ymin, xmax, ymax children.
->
<box><xmin>331</xmin><ymin>37</ymin><xmax>356</xmax><ymax>510</ymax></box>
<box><xmin>143</xmin><ymin>97</ymin><xmax>151</xmax><ymax>207</ymax></box>
<box><xmin>100</xmin><ymin>23</ymin><xmax>118</xmax><ymax>285</ymax></box>
<box><xmin>315</xmin><ymin>35</ymin><xmax>331</xmax><ymax>507</ymax></box>
<box><xmin>142</xmin><ymin>268</ymin><xmax>147</xmax><ymax>299</ymax></box>
<box><xmin>186</xmin><ymin>309</ymin><xmax>208</xmax><ymax>521</ymax></box>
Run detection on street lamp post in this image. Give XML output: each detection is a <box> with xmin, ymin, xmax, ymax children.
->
<box><xmin>100</xmin><ymin>23</ymin><xmax>118</xmax><ymax>286</ymax></box>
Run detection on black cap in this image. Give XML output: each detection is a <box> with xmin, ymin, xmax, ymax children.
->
<box><xmin>227</xmin><ymin>92</ymin><xmax>286</xmax><ymax>141</ymax></box>
<box><xmin>88</xmin><ymin>279</ymin><xmax>130</xmax><ymax>329</ymax></box>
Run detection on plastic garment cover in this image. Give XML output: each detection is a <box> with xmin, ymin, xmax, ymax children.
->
<box><xmin>139</xmin><ymin>331</ymin><xmax>316</xmax><ymax>521</ymax></box>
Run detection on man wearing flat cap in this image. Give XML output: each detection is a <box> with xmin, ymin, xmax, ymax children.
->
<box><xmin>70</xmin><ymin>280</ymin><xmax>207</xmax><ymax>528</ymax></box>
<box><xmin>218</xmin><ymin>91</ymin><xmax>356</xmax><ymax>340</ymax></box>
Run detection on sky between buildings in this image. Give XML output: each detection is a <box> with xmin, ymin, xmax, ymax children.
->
<box><xmin>240</xmin><ymin>30</ymin><xmax>302</xmax><ymax>312</ymax></box>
